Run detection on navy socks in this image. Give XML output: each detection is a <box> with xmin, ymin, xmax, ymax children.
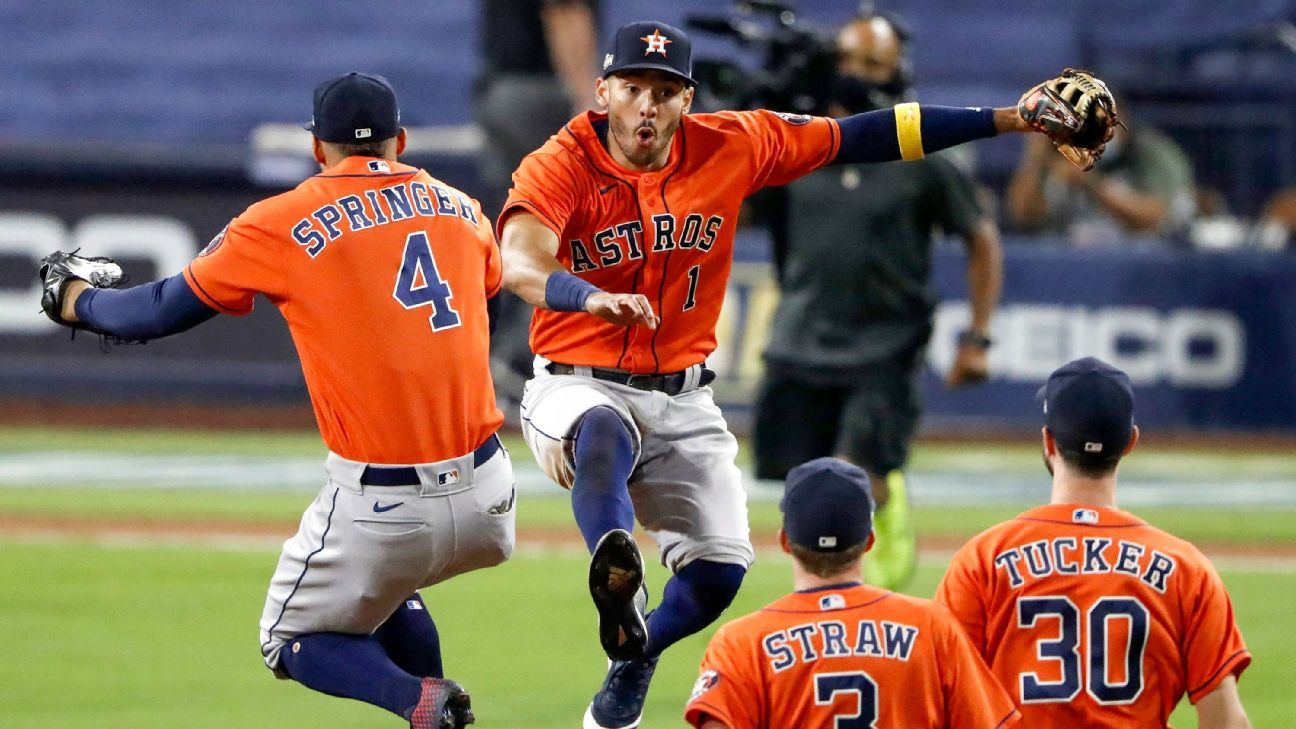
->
<box><xmin>278</xmin><ymin>632</ymin><xmax>422</xmax><ymax>719</ymax></box>
<box><xmin>374</xmin><ymin>593</ymin><xmax>443</xmax><ymax>679</ymax></box>
<box><xmin>279</xmin><ymin>593</ymin><xmax>443</xmax><ymax>719</ymax></box>
<box><xmin>644</xmin><ymin>560</ymin><xmax>746</xmax><ymax>656</ymax></box>
<box><xmin>571</xmin><ymin>406</ymin><xmax>637</xmax><ymax>552</ymax></box>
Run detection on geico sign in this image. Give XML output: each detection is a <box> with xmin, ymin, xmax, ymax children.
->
<box><xmin>0</xmin><ymin>213</ymin><xmax>197</xmax><ymax>334</ymax></box>
<box><xmin>931</xmin><ymin>303</ymin><xmax>1245</xmax><ymax>389</ymax></box>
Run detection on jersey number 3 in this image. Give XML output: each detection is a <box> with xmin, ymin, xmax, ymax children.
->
<box><xmin>814</xmin><ymin>671</ymin><xmax>879</xmax><ymax>728</ymax></box>
<box><xmin>394</xmin><ymin>231</ymin><xmax>461</xmax><ymax>331</ymax></box>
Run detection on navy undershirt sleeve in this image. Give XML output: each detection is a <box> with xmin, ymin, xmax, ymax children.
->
<box><xmin>833</xmin><ymin>105</ymin><xmax>998</xmax><ymax>165</ymax></box>
<box><xmin>74</xmin><ymin>272</ymin><xmax>219</xmax><ymax>340</ymax></box>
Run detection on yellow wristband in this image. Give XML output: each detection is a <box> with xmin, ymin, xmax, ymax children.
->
<box><xmin>894</xmin><ymin>102</ymin><xmax>924</xmax><ymax>161</ymax></box>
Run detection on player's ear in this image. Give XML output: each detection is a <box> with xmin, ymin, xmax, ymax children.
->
<box><xmin>1123</xmin><ymin>425</ymin><xmax>1140</xmax><ymax>455</ymax></box>
<box><xmin>394</xmin><ymin>128</ymin><xmax>408</xmax><ymax>156</ymax></box>
<box><xmin>777</xmin><ymin>528</ymin><xmax>792</xmax><ymax>554</ymax></box>
<box><xmin>864</xmin><ymin>532</ymin><xmax>876</xmax><ymax>554</ymax></box>
<box><xmin>595</xmin><ymin>77</ymin><xmax>610</xmax><ymax>109</ymax></box>
<box><xmin>1041</xmin><ymin>426</ymin><xmax>1057</xmax><ymax>457</ymax></box>
<box><xmin>681</xmin><ymin>84</ymin><xmax>695</xmax><ymax>114</ymax></box>
<box><xmin>311</xmin><ymin>137</ymin><xmax>326</xmax><ymax>167</ymax></box>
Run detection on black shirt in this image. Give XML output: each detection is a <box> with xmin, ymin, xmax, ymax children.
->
<box><xmin>480</xmin><ymin>0</ymin><xmax>596</xmax><ymax>76</ymax></box>
<box><xmin>761</xmin><ymin>155</ymin><xmax>982</xmax><ymax>373</ymax></box>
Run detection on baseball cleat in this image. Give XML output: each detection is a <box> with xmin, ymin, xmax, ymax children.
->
<box><xmin>589</xmin><ymin>528</ymin><xmax>648</xmax><ymax>662</ymax></box>
<box><xmin>408</xmin><ymin>677</ymin><xmax>474</xmax><ymax>729</ymax></box>
<box><xmin>583</xmin><ymin>654</ymin><xmax>660</xmax><ymax>729</ymax></box>
<box><xmin>863</xmin><ymin>470</ymin><xmax>917</xmax><ymax>590</ymax></box>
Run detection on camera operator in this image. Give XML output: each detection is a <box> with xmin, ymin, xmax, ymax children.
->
<box><xmin>750</xmin><ymin>13</ymin><xmax>1003</xmax><ymax>590</ymax></box>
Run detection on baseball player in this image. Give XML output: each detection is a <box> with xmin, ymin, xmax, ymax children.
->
<box><xmin>935</xmin><ymin>358</ymin><xmax>1252</xmax><ymax>728</ymax></box>
<box><xmin>497</xmin><ymin>19</ymin><xmax>1115</xmax><ymax>728</ymax></box>
<box><xmin>37</xmin><ymin>72</ymin><xmax>511</xmax><ymax>728</ymax></box>
<box><xmin>683</xmin><ymin>458</ymin><xmax>1020</xmax><ymax>729</ymax></box>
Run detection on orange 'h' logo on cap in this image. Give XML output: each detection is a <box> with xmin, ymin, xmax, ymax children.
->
<box><xmin>641</xmin><ymin>29</ymin><xmax>672</xmax><ymax>56</ymax></box>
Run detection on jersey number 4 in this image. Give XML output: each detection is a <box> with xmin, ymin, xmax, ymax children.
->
<box><xmin>814</xmin><ymin>671</ymin><xmax>879</xmax><ymax>728</ymax></box>
<box><xmin>1017</xmin><ymin>595</ymin><xmax>1150</xmax><ymax>705</ymax></box>
<box><xmin>394</xmin><ymin>231</ymin><xmax>461</xmax><ymax>331</ymax></box>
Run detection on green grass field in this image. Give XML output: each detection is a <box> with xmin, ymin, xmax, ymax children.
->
<box><xmin>1</xmin><ymin>426</ymin><xmax>1293</xmax><ymax>728</ymax></box>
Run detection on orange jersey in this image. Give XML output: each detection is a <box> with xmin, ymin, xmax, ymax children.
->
<box><xmin>935</xmin><ymin>504</ymin><xmax>1251</xmax><ymax>728</ymax></box>
<box><xmin>684</xmin><ymin>583</ymin><xmax>1019</xmax><ymax>729</ymax></box>
<box><xmin>501</xmin><ymin>109</ymin><xmax>840</xmax><ymax>374</ymax></box>
<box><xmin>184</xmin><ymin>156</ymin><xmax>503</xmax><ymax>463</ymax></box>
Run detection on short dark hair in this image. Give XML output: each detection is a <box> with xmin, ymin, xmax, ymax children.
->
<box><xmin>330</xmin><ymin>137</ymin><xmax>393</xmax><ymax>158</ymax></box>
<box><xmin>789</xmin><ymin>541</ymin><xmax>866</xmax><ymax>579</ymax></box>
<box><xmin>1057</xmin><ymin>442</ymin><xmax>1123</xmax><ymax>479</ymax></box>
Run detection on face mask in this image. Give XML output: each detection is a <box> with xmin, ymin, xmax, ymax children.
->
<box><xmin>829</xmin><ymin>72</ymin><xmax>907</xmax><ymax>114</ymax></box>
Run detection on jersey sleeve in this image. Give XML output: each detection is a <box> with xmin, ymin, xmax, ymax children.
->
<box><xmin>925</xmin><ymin>155</ymin><xmax>985</xmax><ymax>239</ymax></box>
<box><xmin>497</xmin><ymin>150</ymin><xmax>581</xmax><ymax>240</ymax></box>
<box><xmin>935</xmin><ymin>609</ymin><xmax>1021</xmax><ymax>729</ymax></box>
<box><xmin>737</xmin><ymin>110</ymin><xmax>841</xmax><ymax>193</ymax></box>
<box><xmin>1183</xmin><ymin>558</ymin><xmax>1252</xmax><ymax>704</ymax></box>
<box><xmin>183</xmin><ymin>216</ymin><xmax>285</xmax><ymax>315</ymax></box>
<box><xmin>934</xmin><ymin>546</ymin><xmax>991</xmax><ymax>656</ymax></box>
<box><xmin>684</xmin><ymin>624</ymin><xmax>764</xmax><ymax>729</ymax></box>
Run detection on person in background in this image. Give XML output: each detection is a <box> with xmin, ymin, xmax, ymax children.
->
<box><xmin>475</xmin><ymin>0</ymin><xmax>600</xmax><ymax>414</ymax></box>
<box><xmin>751</xmin><ymin>13</ymin><xmax>1003</xmax><ymax>591</ymax></box>
<box><xmin>1006</xmin><ymin>107</ymin><xmax>1196</xmax><ymax>245</ymax></box>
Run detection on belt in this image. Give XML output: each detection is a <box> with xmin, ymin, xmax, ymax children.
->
<box><xmin>546</xmin><ymin>362</ymin><xmax>715</xmax><ymax>395</ymax></box>
<box><xmin>359</xmin><ymin>433</ymin><xmax>502</xmax><ymax>487</ymax></box>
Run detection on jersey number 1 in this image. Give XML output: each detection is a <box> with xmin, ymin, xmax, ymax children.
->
<box><xmin>394</xmin><ymin>231</ymin><xmax>461</xmax><ymax>331</ymax></box>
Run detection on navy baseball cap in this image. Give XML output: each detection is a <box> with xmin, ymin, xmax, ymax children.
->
<box><xmin>602</xmin><ymin>21</ymin><xmax>695</xmax><ymax>85</ymax></box>
<box><xmin>1038</xmin><ymin>357</ymin><xmax>1135</xmax><ymax>460</ymax></box>
<box><xmin>306</xmin><ymin>72</ymin><xmax>401</xmax><ymax>144</ymax></box>
<box><xmin>781</xmin><ymin>458</ymin><xmax>875</xmax><ymax>553</ymax></box>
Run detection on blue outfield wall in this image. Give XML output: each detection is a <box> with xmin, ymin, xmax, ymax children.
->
<box><xmin>716</xmin><ymin>236</ymin><xmax>1296</xmax><ymax>433</ymax></box>
<box><xmin>920</xmin><ymin>244</ymin><xmax>1296</xmax><ymax>431</ymax></box>
<box><xmin>0</xmin><ymin>181</ymin><xmax>1293</xmax><ymax>434</ymax></box>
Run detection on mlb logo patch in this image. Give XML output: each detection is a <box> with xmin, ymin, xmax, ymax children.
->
<box><xmin>406</xmin><ymin>599</ymin><xmax>423</xmax><ymax>611</ymax></box>
<box><xmin>818</xmin><ymin>536</ymin><xmax>837</xmax><ymax>548</ymax></box>
<box><xmin>438</xmin><ymin>469</ymin><xmax>460</xmax><ymax>486</ymax></box>
<box><xmin>355</xmin><ymin>128</ymin><xmax>372</xmax><ymax>139</ymax></box>
<box><xmin>1073</xmin><ymin>508</ymin><xmax>1099</xmax><ymax>525</ymax></box>
<box><xmin>690</xmin><ymin>670</ymin><xmax>720</xmax><ymax>701</ymax></box>
<box><xmin>368</xmin><ymin>160</ymin><xmax>391</xmax><ymax>173</ymax></box>
<box><xmin>820</xmin><ymin>594</ymin><xmax>846</xmax><ymax>611</ymax></box>
<box><xmin>603</xmin><ymin>53</ymin><xmax>614</xmax><ymax>70</ymax></box>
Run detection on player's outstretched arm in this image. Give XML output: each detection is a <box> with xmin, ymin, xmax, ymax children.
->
<box><xmin>39</xmin><ymin>252</ymin><xmax>217</xmax><ymax>342</ymax></box>
<box><xmin>500</xmin><ymin>212</ymin><xmax>657</xmax><ymax>329</ymax></box>
<box><xmin>1196</xmin><ymin>676</ymin><xmax>1251</xmax><ymax>729</ymax></box>
<box><xmin>834</xmin><ymin>69</ymin><xmax>1118</xmax><ymax>167</ymax></box>
<box><xmin>832</xmin><ymin>104</ymin><xmax>1027</xmax><ymax>166</ymax></box>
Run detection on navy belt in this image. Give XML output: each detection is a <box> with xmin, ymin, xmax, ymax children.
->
<box><xmin>546</xmin><ymin>362</ymin><xmax>715</xmax><ymax>395</ymax></box>
<box><xmin>359</xmin><ymin>433</ymin><xmax>502</xmax><ymax>487</ymax></box>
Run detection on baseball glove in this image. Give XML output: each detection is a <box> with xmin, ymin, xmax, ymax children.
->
<box><xmin>1019</xmin><ymin>68</ymin><xmax>1121</xmax><ymax>171</ymax></box>
<box><xmin>38</xmin><ymin>249</ymin><xmax>126</xmax><ymax>334</ymax></box>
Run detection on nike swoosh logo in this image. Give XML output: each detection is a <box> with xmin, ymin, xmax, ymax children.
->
<box><xmin>599</xmin><ymin>184</ymin><xmax>616</xmax><ymax>195</ymax></box>
<box><xmin>372</xmin><ymin>501</ymin><xmax>404</xmax><ymax>513</ymax></box>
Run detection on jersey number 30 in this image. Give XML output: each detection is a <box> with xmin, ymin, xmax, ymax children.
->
<box><xmin>814</xmin><ymin>671</ymin><xmax>879</xmax><ymax>728</ymax></box>
<box><xmin>394</xmin><ymin>231</ymin><xmax>461</xmax><ymax>331</ymax></box>
<box><xmin>1018</xmin><ymin>596</ymin><xmax>1150</xmax><ymax>705</ymax></box>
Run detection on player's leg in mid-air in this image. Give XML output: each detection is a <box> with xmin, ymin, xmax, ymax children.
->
<box><xmin>260</xmin><ymin>444</ymin><xmax>515</xmax><ymax>728</ymax></box>
<box><xmin>521</xmin><ymin>366</ymin><xmax>750</xmax><ymax>729</ymax></box>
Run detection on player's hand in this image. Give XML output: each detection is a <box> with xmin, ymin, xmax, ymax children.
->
<box><xmin>585</xmin><ymin>291</ymin><xmax>659</xmax><ymax>329</ymax></box>
<box><xmin>946</xmin><ymin>341</ymin><xmax>990</xmax><ymax>388</ymax></box>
